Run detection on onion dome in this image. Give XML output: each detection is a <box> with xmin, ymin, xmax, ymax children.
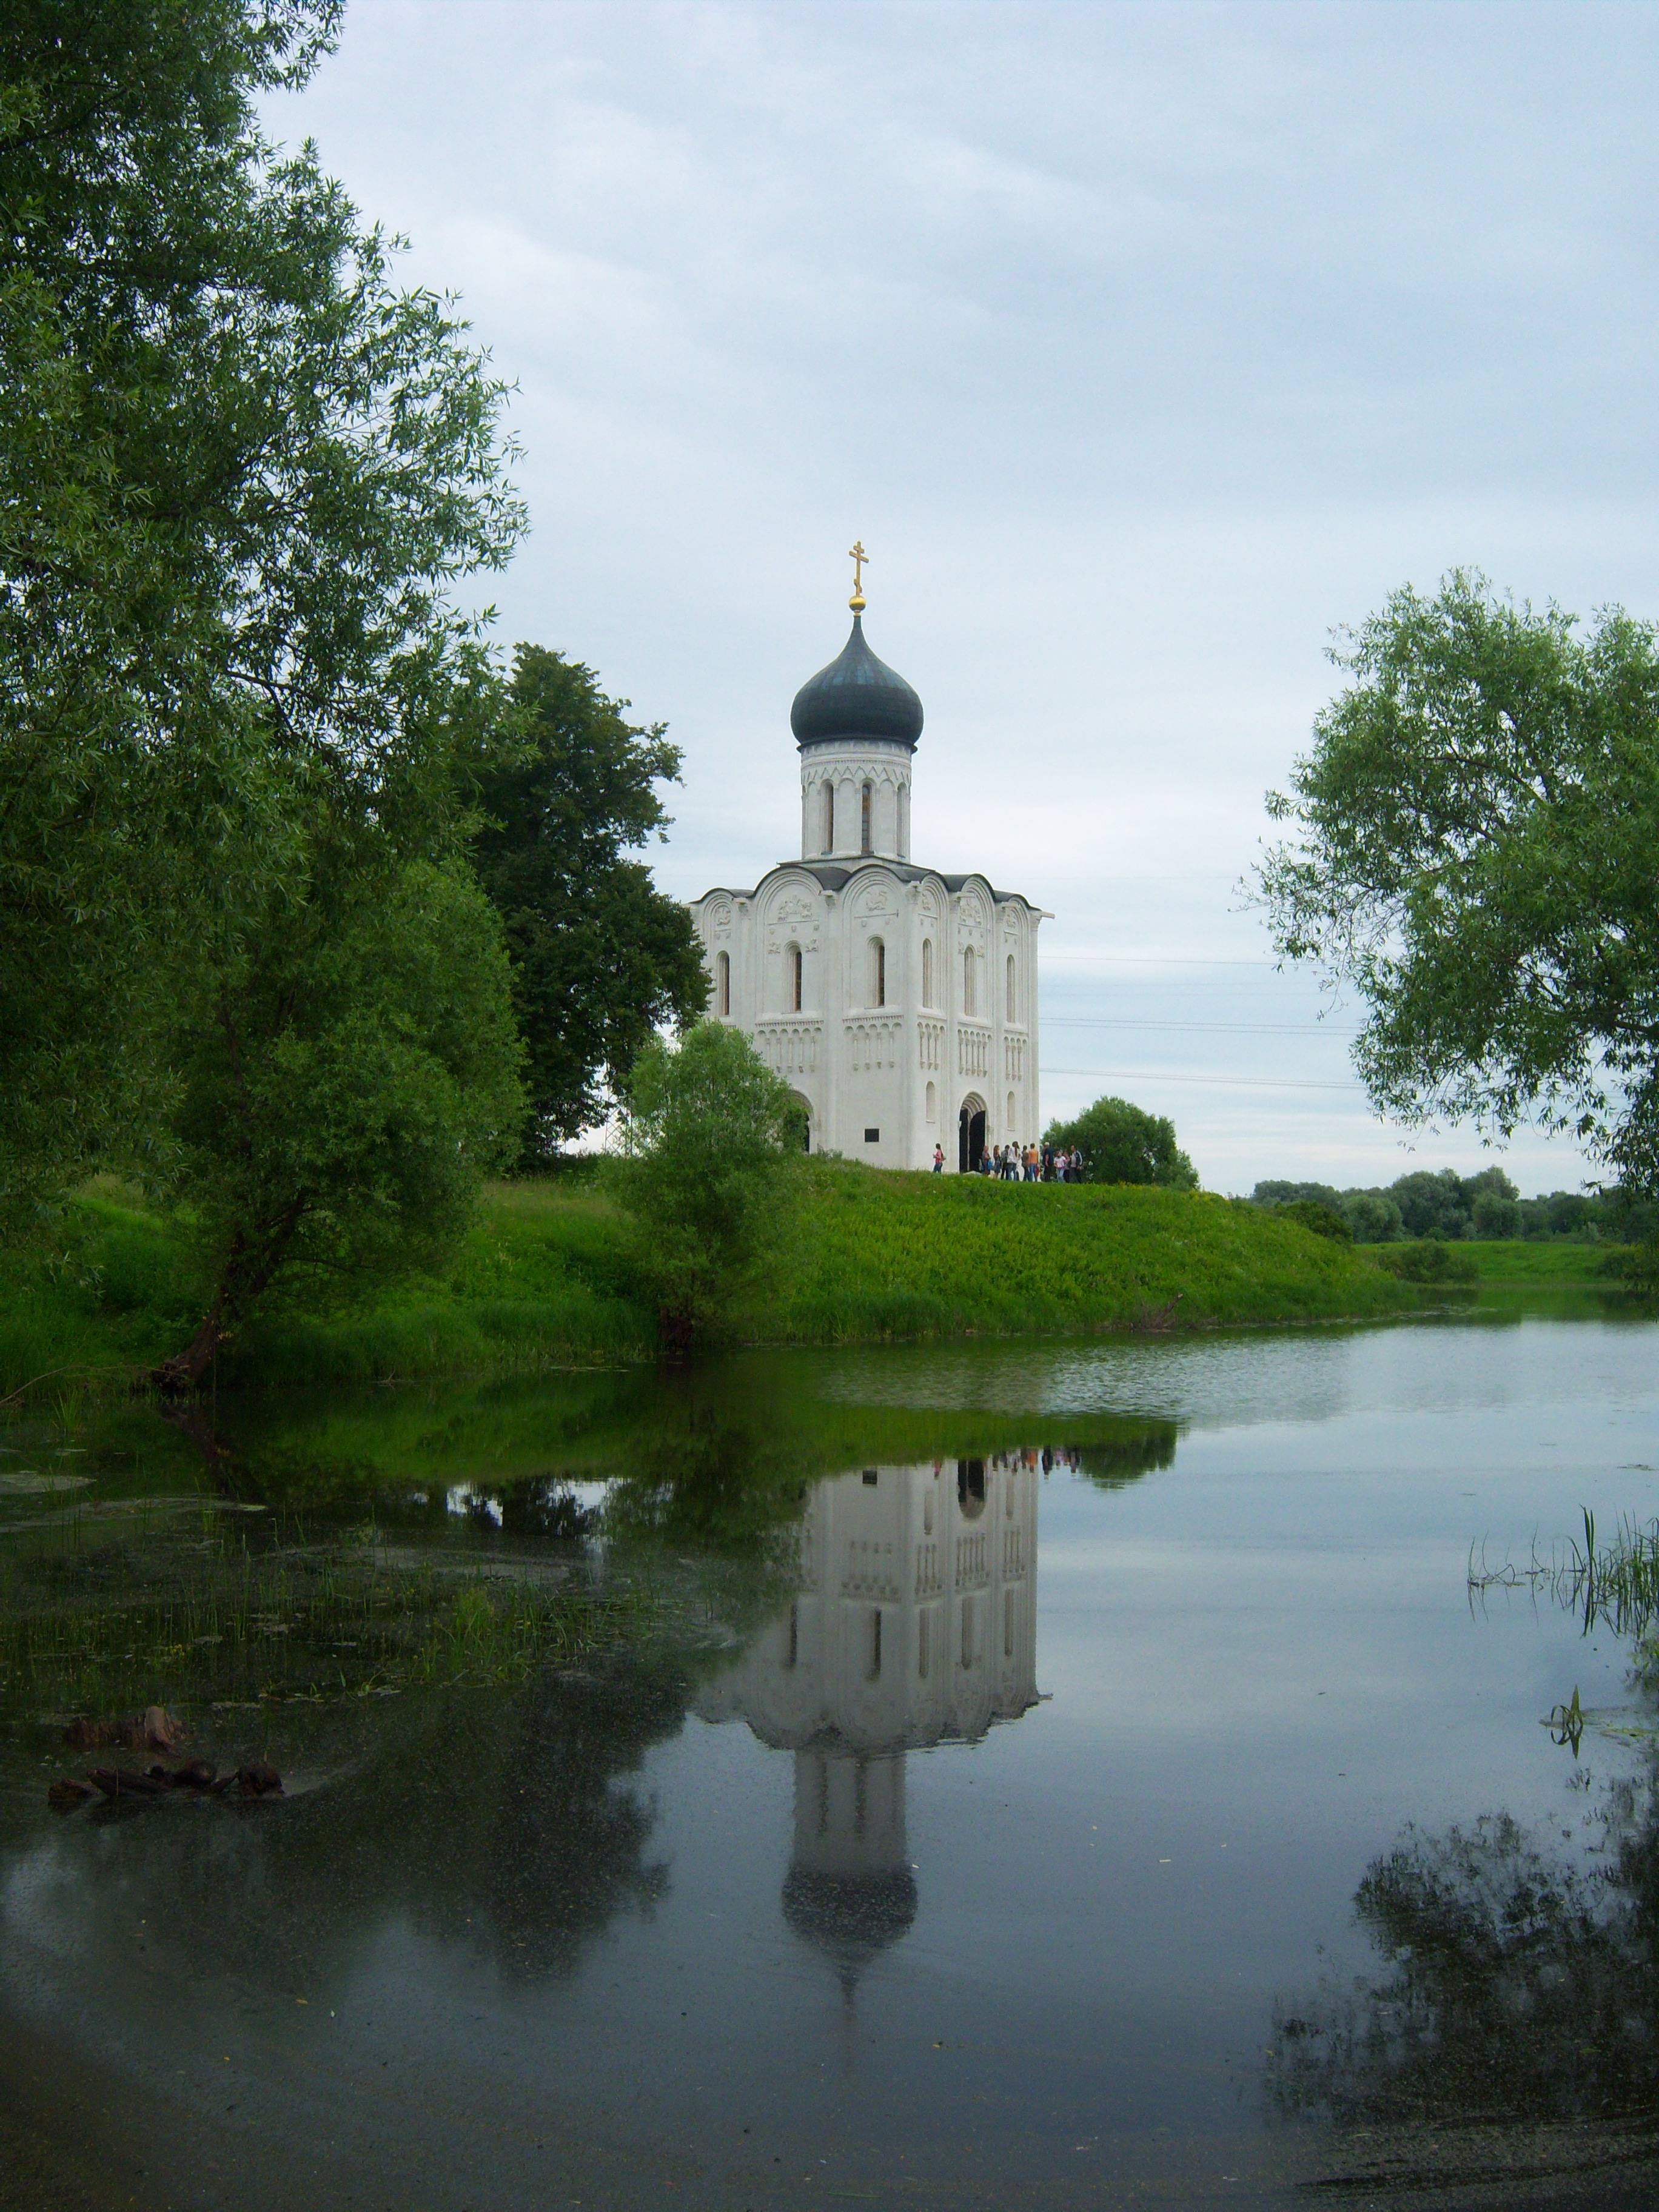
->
<box><xmin>790</xmin><ymin>617</ymin><xmax>924</xmax><ymax>751</ymax></box>
<box><xmin>782</xmin><ymin>1865</ymin><xmax>918</xmax><ymax>1999</ymax></box>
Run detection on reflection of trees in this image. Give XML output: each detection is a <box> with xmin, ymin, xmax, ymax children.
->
<box><xmin>1073</xmin><ymin>1425</ymin><xmax>1178</xmax><ymax>1492</ymax></box>
<box><xmin>25</xmin><ymin>1653</ymin><xmax>690</xmax><ymax>1999</ymax></box>
<box><xmin>1270</xmin><ymin>1768</ymin><xmax>1659</xmax><ymax>2130</ymax></box>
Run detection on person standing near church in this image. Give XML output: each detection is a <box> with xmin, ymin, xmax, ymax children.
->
<box><xmin>933</xmin><ymin>1144</ymin><xmax>944</xmax><ymax>1173</ymax></box>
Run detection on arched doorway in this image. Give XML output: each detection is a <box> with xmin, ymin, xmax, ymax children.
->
<box><xmin>957</xmin><ymin>1094</ymin><xmax>987</xmax><ymax>1173</ymax></box>
<box><xmin>789</xmin><ymin>1091</ymin><xmax>813</xmax><ymax>1153</ymax></box>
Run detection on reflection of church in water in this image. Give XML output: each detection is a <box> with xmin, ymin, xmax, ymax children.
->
<box><xmin>697</xmin><ymin>1453</ymin><xmax>1045</xmax><ymax>1993</ymax></box>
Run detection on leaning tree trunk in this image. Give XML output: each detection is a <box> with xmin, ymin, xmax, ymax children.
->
<box><xmin>152</xmin><ymin>1198</ymin><xmax>307</xmax><ymax>1395</ymax></box>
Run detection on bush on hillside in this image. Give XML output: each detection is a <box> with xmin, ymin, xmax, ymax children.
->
<box><xmin>1044</xmin><ymin>1096</ymin><xmax>1198</xmax><ymax>1189</ymax></box>
<box><xmin>1279</xmin><ymin>1198</ymin><xmax>1353</xmax><ymax>1243</ymax></box>
<box><xmin>1370</xmin><ymin>1239</ymin><xmax>1480</xmax><ymax>1284</ymax></box>
<box><xmin>611</xmin><ymin>1021</ymin><xmax>801</xmax><ymax>1353</ymax></box>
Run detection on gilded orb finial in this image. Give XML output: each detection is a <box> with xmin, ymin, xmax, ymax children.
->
<box><xmin>848</xmin><ymin>540</ymin><xmax>868</xmax><ymax>613</ymax></box>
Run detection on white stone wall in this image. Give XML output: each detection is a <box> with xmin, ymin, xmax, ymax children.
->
<box><xmin>691</xmin><ymin>862</ymin><xmax>1042</xmax><ymax>1169</ymax></box>
<box><xmin>798</xmin><ymin>739</ymin><xmax>913</xmax><ymax>862</ymax></box>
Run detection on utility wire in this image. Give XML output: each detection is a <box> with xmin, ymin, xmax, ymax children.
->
<box><xmin>1044</xmin><ymin>1016</ymin><xmax>1356</xmax><ymax>1037</ymax></box>
<box><xmin>1042</xmin><ymin>953</ymin><xmax>1278</xmax><ymax>967</ymax></box>
<box><xmin>1042</xmin><ymin>1066</ymin><xmax>1367</xmax><ymax>1093</ymax></box>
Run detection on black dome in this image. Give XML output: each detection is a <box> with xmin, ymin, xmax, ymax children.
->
<box><xmin>790</xmin><ymin>616</ymin><xmax>923</xmax><ymax>750</ymax></box>
<box><xmin>782</xmin><ymin>1866</ymin><xmax>917</xmax><ymax>1997</ymax></box>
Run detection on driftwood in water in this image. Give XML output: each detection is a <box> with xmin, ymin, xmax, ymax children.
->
<box><xmin>50</xmin><ymin>1758</ymin><xmax>283</xmax><ymax>1810</ymax></box>
<box><xmin>87</xmin><ymin>1767</ymin><xmax>170</xmax><ymax>1798</ymax></box>
<box><xmin>64</xmin><ymin>1706</ymin><xmax>186</xmax><ymax>1754</ymax></box>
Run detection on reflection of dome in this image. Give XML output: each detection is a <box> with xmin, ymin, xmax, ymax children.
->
<box><xmin>790</xmin><ymin>617</ymin><xmax>923</xmax><ymax>750</ymax></box>
<box><xmin>782</xmin><ymin>1865</ymin><xmax>918</xmax><ymax>1997</ymax></box>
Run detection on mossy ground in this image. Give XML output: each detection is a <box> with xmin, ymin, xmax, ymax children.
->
<box><xmin>2</xmin><ymin>1162</ymin><xmax>1427</xmax><ymax>1401</ymax></box>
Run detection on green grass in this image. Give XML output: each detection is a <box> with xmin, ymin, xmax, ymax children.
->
<box><xmin>1456</xmin><ymin>1240</ymin><xmax>1619</xmax><ymax>1284</ymax></box>
<box><xmin>2</xmin><ymin>1162</ymin><xmax>1433</xmax><ymax>1400</ymax></box>
<box><xmin>760</xmin><ymin>1164</ymin><xmax>1413</xmax><ymax>1339</ymax></box>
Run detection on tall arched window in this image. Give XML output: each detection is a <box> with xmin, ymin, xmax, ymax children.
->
<box><xmin>822</xmin><ymin>782</ymin><xmax>834</xmax><ymax>854</ymax></box>
<box><xmin>860</xmin><ymin>781</ymin><xmax>872</xmax><ymax>854</ymax></box>
<box><xmin>926</xmin><ymin>1079</ymin><xmax>937</xmax><ymax>1122</ymax></box>
<box><xmin>870</xmin><ymin>936</ymin><xmax>885</xmax><ymax>1007</ymax></box>
<box><xmin>1007</xmin><ymin>1089</ymin><xmax>1016</xmax><ymax>1131</ymax></box>
<box><xmin>964</xmin><ymin>947</ymin><xmax>976</xmax><ymax>1017</ymax></box>
<box><xmin>1007</xmin><ymin>952</ymin><xmax>1017</xmax><ymax>1022</ymax></box>
<box><xmin>788</xmin><ymin>943</ymin><xmax>803</xmax><ymax>1013</ymax></box>
<box><xmin>716</xmin><ymin>950</ymin><xmax>729</xmax><ymax>1018</ymax></box>
<box><xmin>921</xmin><ymin>937</ymin><xmax>933</xmax><ymax>1007</ymax></box>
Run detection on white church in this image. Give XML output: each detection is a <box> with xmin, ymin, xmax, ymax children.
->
<box><xmin>691</xmin><ymin>552</ymin><xmax>1047</xmax><ymax>1171</ymax></box>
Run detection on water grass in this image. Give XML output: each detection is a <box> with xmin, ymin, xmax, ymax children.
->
<box><xmin>1469</xmin><ymin>1507</ymin><xmax>1659</xmax><ymax>1649</ymax></box>
<box><xmin>0</xmin><ymin>1517</ymin><xmax>649</xmax><ymax>1720</ymax></box>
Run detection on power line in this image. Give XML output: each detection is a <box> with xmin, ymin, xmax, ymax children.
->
<box><xmin>1042</xmin><ymin>1066</ymin><xmax>1367</xmax><ymax>1093</ymax></box>
<box><xmin>1042</xmin><ymin>953</ymin><xmax>1279</xmax><ymax>967</ymax></box>
<box><xmin>1044</xmin><ymin>1016</ymin><xmax>1356</xmax><ymax>1038</ymax></box>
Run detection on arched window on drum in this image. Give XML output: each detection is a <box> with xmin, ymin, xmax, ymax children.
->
<box><xmin>822</xmin><ymin>782</ymin><xmax>834</xmax><ymax>854</ymax></box>
<box><xmin>860</xmin><ymin>781</ymin><xmax>873</xmax><ymax>855</ymax></box>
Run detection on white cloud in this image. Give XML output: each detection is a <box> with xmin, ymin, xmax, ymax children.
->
<box><xmin>267</xmin><ymin>0</ymin><xmax>1659</xmax><ymax>1191</ymax></box>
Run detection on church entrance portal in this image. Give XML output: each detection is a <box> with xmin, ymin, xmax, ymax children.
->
<box><xmin>957</xmin><ymin>1096</ymin><xmax>986</xmax><ymax>1174</ymax></box>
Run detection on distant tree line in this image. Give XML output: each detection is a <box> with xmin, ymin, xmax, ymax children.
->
<box><xmin>1250</xmin><ymin>1168</ymin><xmax>1655</xmax><ymax>1245</ymax></box>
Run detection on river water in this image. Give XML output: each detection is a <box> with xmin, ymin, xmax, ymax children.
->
<box><xmin>4</xmin><ymin>1307</ymin><xmax>1658</xmax><ymax>2210</ymax></box>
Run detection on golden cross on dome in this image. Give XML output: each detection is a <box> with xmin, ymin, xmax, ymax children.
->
<box><xmin>848</xmin><ymin>540</ymin><xmax>868</xmax><ymax>612</ymax></box>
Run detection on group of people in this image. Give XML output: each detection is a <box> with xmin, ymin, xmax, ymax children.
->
<box><xmin>931</xmin><ymin>1142</ymin><xmax>1087</xmax><ymax>1181</ymax></box>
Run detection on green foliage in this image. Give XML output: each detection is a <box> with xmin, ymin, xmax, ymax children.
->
<box><xmin>1258</xmin><ymin>571</ymin><xmax>1659</xmax><ymax>1193</ymax></box>
<box><xmin>1252</xmin><ymin>1165</ymin><xmax>1653</xmax><ymax>1244</ymax></box>
<box><xmin>1278</xmin><ymin>1198</ymin><xmax>1352</xmax><ymax>1242</ymax></box>
<box><xmin>1341</xmin><ymin>1190</ymin><xmax>1404</xmax><ymax>1243</ymax></box>
<box><xmin>1369</xmin><ymin>1239</ymin><xmax>1480</xmax><ymax>1284</ymax></box>
<box><xmin>1</xmin><ymin>0</ymin><xmax>523</xmax><ymax>1219</ymax></box>
<box><xmin>613</xmin><ymin>1022</ymin><xmax>802</xmax><ymax>1350</ymax></box>
<box><xmin>155</xmin><ymin>856</ymin><xmax>526</xmax><ymax>1385</ymax></box>
<box><xmin>1042</xmin><ymin>1095</ymin><xmax>1198</xmax><ymax>1188</ymax></box>
<box><xmin>471</xmin><ymin>647</ymin><xmax>709</xmax><ymax>1155</ymax></box>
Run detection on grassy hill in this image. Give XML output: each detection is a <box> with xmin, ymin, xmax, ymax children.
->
<box><xmin>2</xmin><ymin>1164</ymin><xmax>1422</xmax><ymax>1403</ymax></box>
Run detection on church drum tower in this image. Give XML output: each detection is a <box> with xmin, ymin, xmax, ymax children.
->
<box><xmin>690</xmin><ymin>550</ymin><xmax>1047</xmax><ymax>1170</ymax></box>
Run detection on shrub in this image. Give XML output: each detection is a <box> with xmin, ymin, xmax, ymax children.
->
<box><xmin>1044</xmin><ymin>1096</ymin><xmax>1198</xmax><ymax>1188</ymax></box>
<box><xmin>1279</xmin><ymin>1198</ymin><xmax>1353</xmax><ymax>1243</ymax></box>
<box><xmin>1370</xmin><ymin>1239</ymin><xmax>1480</xmax><ymax>1284</ymax></box>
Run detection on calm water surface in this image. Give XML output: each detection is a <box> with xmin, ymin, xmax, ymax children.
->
<box><xmin>4</xmin><ymin>1310</ymin><xmax>1659</xmax><ymax>2210</ymax></box>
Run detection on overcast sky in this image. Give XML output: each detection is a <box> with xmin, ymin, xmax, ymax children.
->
<box><xmin>268</xmin><ymin>1</ymin><xmax>1659</xmax><ymax>1193</ymax></box>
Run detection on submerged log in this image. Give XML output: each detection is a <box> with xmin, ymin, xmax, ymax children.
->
<box><xmin>87</xmin><ymin>1768</ymin><xmax>170</xmax><ymax>1798</ymax></box>
<box><xmin>50</xmin><ymin>1757</ymin><xmax>282</xmax><ymax>1811</ymax></box>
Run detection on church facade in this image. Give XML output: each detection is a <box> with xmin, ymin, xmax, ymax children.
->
<box><xmin>689</xmin><ymin>569</ymin><xmax>1046</xmax><ymax>1170</ymax></box>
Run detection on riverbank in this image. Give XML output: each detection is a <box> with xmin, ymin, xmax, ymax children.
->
<box><xmin>2</xmin><ymin>1165</ymin><xmax>1454</xmax><ymax>1401</ymax></box>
